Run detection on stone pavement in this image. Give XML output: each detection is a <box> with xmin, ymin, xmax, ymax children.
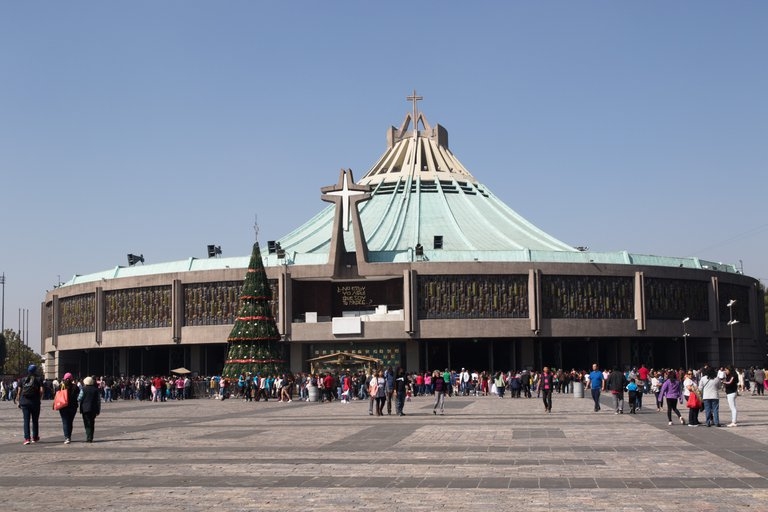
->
<box><xmin>2</xmin><ymin>390</ymin><xmax>768</xmax><ymax>511</ymax></box>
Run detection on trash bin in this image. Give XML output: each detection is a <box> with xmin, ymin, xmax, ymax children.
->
<box><xmin>308</xmin><ymin>385</ymin><xmax>319</xmax><ymax>402</ymax></box>
<box><xmin>573</xmin><ymin>381</ymin><xmax>584</xmax><ymax>398</ymax></box>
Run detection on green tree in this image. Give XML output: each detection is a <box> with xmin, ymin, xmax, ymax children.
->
<box><xmin>0</xmin><ymin>331</ymin><xmax>6</xmax><ymax>374</ymax></box>
<box><xmin>221</xmin><ymin>242</ymin><xmax>287</xmax><ymax>378</ymax></box>
<box><xmin>2</xmin><ymin>329</ymin><xmax>43</xmax><ymax>377</ymax></box>
<box><xmin>763</xmin><ymin>283</ymin><xmax>767</xmax><ymax>335</ymax></box>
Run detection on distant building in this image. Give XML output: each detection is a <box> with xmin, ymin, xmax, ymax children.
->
<box><xmin>42</xmin><ymin>98</ymin><xmax>765</xmax><ymax>378</ymax></box>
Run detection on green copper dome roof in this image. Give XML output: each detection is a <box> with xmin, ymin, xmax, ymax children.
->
<box><xmin>278</xmin><ymin>107</ymin><xmax>577</xmax><ymax>258</ymax></box>
<box><xmin>59</xmin><ymin>97</ymin><xmax>741</xmax><ymax>286</ymax></box>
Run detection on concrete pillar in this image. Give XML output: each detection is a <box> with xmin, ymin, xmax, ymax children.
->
<box><xmin>405</xmin><ymin>339</ymin><xmax>419</xmax><ymax>373</ymax></box>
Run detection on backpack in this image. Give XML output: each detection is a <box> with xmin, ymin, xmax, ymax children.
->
<box><xmin>21</xmin><ymin>376</ymin><xmax>37</xmax><ymax>399</ymax></box>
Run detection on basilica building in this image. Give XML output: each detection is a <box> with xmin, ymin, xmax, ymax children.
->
<box><xmin>42</xmin><ymin>96</ymin><xmax>765</xmax><ymax>378</ymax></box>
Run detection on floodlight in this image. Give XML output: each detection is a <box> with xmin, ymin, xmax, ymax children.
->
<box><xmin>127</xmin><ymin>254</ymin><xmax>144</xmax><ymax>266</ymax></box>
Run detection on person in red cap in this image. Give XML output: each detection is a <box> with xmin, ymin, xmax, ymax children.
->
<box><xmin>58</xmin><ymin>372</ymin><xmax>80</xmax><ymax>444</ymax></box>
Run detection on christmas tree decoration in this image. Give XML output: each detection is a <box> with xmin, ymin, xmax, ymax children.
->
<box><xmin>222</xmin><ymin>242</ymin><xmax>287</xmax><ymax>378</ymax></box>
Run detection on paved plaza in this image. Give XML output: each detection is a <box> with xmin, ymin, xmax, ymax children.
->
<box><xmin>2</xmin><ymin>390</ymin><xmax>768</xmax><ymax>511</ymax></box>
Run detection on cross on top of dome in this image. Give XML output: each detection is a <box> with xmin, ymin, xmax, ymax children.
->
<box><xmin>406</xmin><ymin>89</ymin><xmax>423</xmax><ymax>137</ymax></box>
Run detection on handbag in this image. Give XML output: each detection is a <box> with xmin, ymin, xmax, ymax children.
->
<box><xmin>53</xmin><ymin>388</ymin><xmax>69</xmax><ymax>410</ymax></box>
<box><xmin>687</xmin><ymin>390</ymin><xmax>702</xmax><ymax>409</ymax></box>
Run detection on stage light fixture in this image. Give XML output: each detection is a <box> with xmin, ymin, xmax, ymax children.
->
<box><xmin>127</xmin><ymin>254</ymin><xmax>144</xmax><ymax>266</ymax></box>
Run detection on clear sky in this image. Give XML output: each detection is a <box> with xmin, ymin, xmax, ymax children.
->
<box><xmin>1</xmin><ymin>1</ymin><xmax>766</xmax><ymax>351</ymax></box>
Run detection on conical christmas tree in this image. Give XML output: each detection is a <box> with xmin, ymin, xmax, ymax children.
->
<box><xmin>222</xmin><ymin>242</ymin><xmax>287</xmax><ymax>378</ymax></box>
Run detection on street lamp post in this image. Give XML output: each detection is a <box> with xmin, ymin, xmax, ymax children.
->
<box><xmin>0</xmin><ymin>272</ymin><xmax>5</xmax><ymax>333</ymax></box>
<box><xmin>726</xmin><ymin>299</ymin><xmax>739</xmax><ymax>367</ymax></box>
<box><xmin>18</xmin><ymin>308</ymin><xmax>22</xmax><ymax>375</ymax></box>
<box><xmin>682</xmin><ymin>317</ymin><xmax>690</xmax><ymax>370</ymax></box>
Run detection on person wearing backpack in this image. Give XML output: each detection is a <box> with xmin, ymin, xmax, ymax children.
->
<box><xmin>17</xmin><ymin>364</ymin><xmax>44</xmax><ymax>445</ymax></box>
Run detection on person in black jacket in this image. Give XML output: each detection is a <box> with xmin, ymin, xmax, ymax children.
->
<box><xmin>58</xmin><ymin>372</ymin><xmax>80</xmax><ymax>444</ymax></box>
<box><xmin>395</xmin><ymin>367</ymin><xmax>408</xmax><ymax>416</ymax></box>
<box><xmin>18</xmin><ymin>364</ymin><xmax>44</xmax><ymax>445</ymax></box>
<box><xmin>79</xmin><ymin>376</ymin><xmax>102</xmax><ymax>443</ymax></box>
<box><xmin>606</xmin><ymin>367</ymin><xmax>627</xmax><ymax>414</ymax></box>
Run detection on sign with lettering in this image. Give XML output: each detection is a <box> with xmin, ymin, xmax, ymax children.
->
<box><xmin>335</xmin><ymin>285</ymin><xmax>372</xmax><ymax>307</ymax></box>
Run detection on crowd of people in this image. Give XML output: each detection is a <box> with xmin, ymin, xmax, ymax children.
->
<box><xmin>5</xmin><ymin>362</ymin><xmax>766</xmax><ymax>445</ymax></box>
<box><xmin>585</xmin><ymin>363</ymin><xmax>760</xmax><ymax>428</ymax></box>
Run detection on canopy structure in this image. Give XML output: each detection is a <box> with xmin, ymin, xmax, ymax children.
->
<box><xmin>306</xmin><ymin>351</ymin><xmax>382</xmax><ymax>375</ymax></box>
<box><xmin>171</xmin><ymin>367</ymin><xmax>191</xmax><ymax>375</ymax></box>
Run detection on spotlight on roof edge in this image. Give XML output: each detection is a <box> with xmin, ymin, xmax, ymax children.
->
<box><xmin>576</xmin><ymin>246</ymin><xmax>589</xmax><ymax>252</ymax></box>
<box><xmin>127</xmin><ymin>254</ymin><xmax>144</xmax><ymax>266</ymax></box>
<box><xmin>207</xmin><ymin>245</ymin><xmax>222</xmax><ymax>258</ymax></box>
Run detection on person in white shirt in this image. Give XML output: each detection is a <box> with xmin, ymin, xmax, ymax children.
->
<box><xmin>460</xmin><ymin>369</ymin><xmax>470</xmax><ymax>396</ymax></box>
<box><xmin>683</xmin><ymin>371</ymin><xmax>701</xmax><ymax>426</ymax></box>
<box><xmin>700</xmin><ymin>367</ymin><xmax>722</xmax><ymax>427</ymax></box>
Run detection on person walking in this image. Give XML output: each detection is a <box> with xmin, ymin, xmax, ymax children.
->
<box><xmin>340</xmin><ymin>372</ymin><xmax>351</xmax><ymax>404</ymax></box>
<box><xmin>58</xmin><ymin>372</ymin><xmax>80</xmax><ymax>444</ymax></box>
<box><xmin>660</xmin><ymin>370</ymin><xmax>685</xmax><ymax>426</ymax></box>
<box><xmin>384</xmin><ymin>367</ymin><xmax>395</xmax><ymax>415</ymax></box>
<box><xmin>651</xmin><ymin>370</ymin><xmax>665</xmax><ymax>412</ymax></box>
<box><xmin>723</xmin><ymin>365</ymin><xmax>739</xmax><ymax>427</ymax></box>
<box><xmin>606</xmin><ymin>367</ymin><xmax>627</xmax><ymax>414</ymax></box>
<box><xmin>636</xmin><ymin>363</ymin><xmax>649</xmax><ymax>410</ymax></box>
<box><xmin>626</xmin><ymin>378</ymin><xmax>639</xmax><ymax>414</ymax></box>
<box><xmin>367</xmin><ymin>371</ymin><xmax>377</xmax><ymax>415</ymax></box>
<box><xmin>395</xmin><ymin>368</ymin><xmax>408</xmax><ymax>416</ymax></box>
<box><xmin>588</xmin><ymin>363</ymin><xmax>604</xmax><ymax>412</ymax></box>
<box><xmin>432</xmin><ymin>370</ymin><xmax>447</xmax><ymax>415</ymax></box>
<box><xmin>79</xmin><ymin>376</ymin><xmax>102</xmax><ymax>443</ymax></box>
<box><xmin>494</xmin><ymin>371</ymin><xmax>506</xmax><ymax>398</ymax></box>
<box><xmin>753</xmin><ymin>367</ymin><xmax>765</xmax><ymax>396</ymax></box>
<box><xmin>18</xmin><ymin>364</ymin><xmax>44</xmax><ymax>445</ymax></box>
<box><xmin>374</xmin><ymin>370</ymin><xmax>386</xmax><ymax>416</ymax></box>
<box><xmin>539</xmin><ymin>367</ymin><xmax>554</xmax><ymax>413</ymax></box>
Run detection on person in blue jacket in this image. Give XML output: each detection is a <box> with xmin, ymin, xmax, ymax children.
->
<box><xmin>588</xmin><ymin>363</ymin><xmax>604</xmax><ymax>412</ymax></box>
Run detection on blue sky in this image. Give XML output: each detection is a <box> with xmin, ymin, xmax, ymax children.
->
<box><xmin>1</xmin><ymin>2</ymin><xmax>766</xmax><ymax>350</ymax></box>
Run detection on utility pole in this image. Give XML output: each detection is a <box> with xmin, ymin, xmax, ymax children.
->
<box><xmin>0</xmin><ymin>272</ymin><xmax>5</xmax><ymax>333</ymax></box>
